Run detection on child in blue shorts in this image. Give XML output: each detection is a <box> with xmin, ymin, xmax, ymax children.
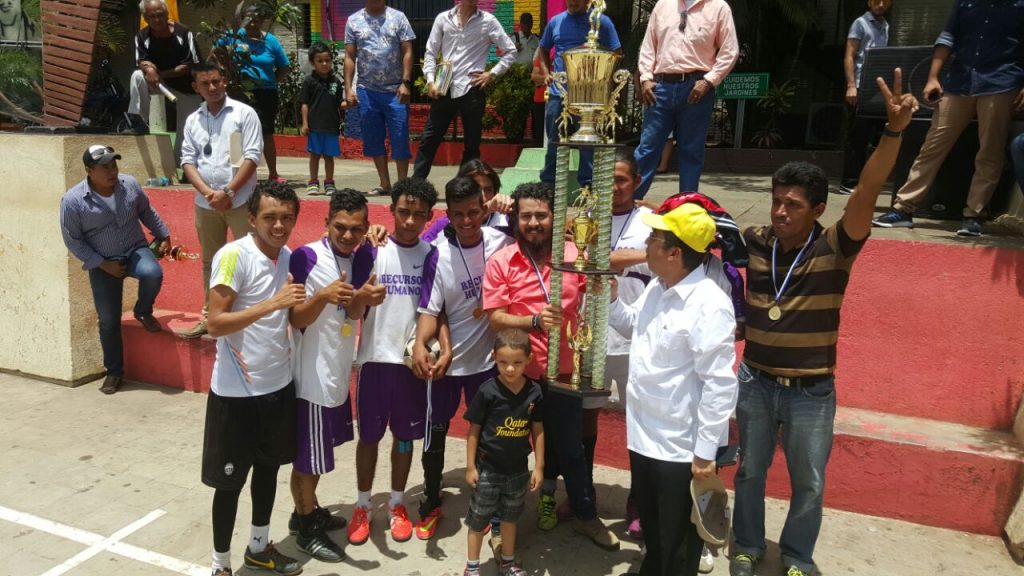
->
<box><xmin>299</xmin><ymin>42</ymin><xmax>345</xmax><ymax>196</ymax></box>
<box><xmin>463</xmin><ymin>329</ymin><xmax>545</xmax><ymax>576</ymax></box>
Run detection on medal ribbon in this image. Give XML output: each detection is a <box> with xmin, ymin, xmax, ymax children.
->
<box><xmin>454</xmin><ymin>236</ymin><xmax>486</xmax><ymax>311</ymax></box>
<box><xmin>524</xmin><ymin>248</ymin><xmax>551</xmax><ymax>304</ymax></box>
<box><xmin>611</xmin><ymin>208</ymin><xmax>636</xmax><ymax>251</ymax></box>
<box><xmin>322</xmin><ymin>238</ymin><xmax>352</xmax><ymax>333</ymax></box>
<box><xmin>771</xmin><ymin>228</ymin><xmax>817</xmax><ymax>306</ymax></box>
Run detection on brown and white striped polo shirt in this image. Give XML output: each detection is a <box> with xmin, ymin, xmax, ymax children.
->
<box><xmin>742</xmin><ymin>221</ymin><xmax>866</xmax><ymax>377</ymax></box>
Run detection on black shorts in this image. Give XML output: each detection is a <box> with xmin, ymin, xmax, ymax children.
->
<box><xmin>201</xmin><ymin>382</ymin><xmax>296</xmax><ymax>490</ymax></box>
<box><xmin>248</xmin><ymin>88</ymin><xmax>280</xmax><ymax>135</ymax></box>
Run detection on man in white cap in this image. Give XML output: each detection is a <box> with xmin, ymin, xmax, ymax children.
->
<box><xmin>60</xmin><ymin>144</ymin><xmax>171</xmax><ymax>394</ymax></box>
<box><xmin>608</xmin><ymin>202</ymin><xmax>738</xmax><ymax>576</ymax></box>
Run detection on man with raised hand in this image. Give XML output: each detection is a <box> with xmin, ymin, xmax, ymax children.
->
<box><xmin>730</xmin><ymin>70</ymin><xmax>915</xmax><ymax>576</ymax></box>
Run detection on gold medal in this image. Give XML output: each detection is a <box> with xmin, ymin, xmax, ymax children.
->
<box><xmin>473</xmin><ymin>307</ymin><xmax>483</xmax><ymax>319</ymax></box>
<box><xmin>341</xmin><ymin>323</ymin><xmax>353</xmax><ymax>337</ymax></box>
<box><xmin>768</xmin><ymin>304</ymin><xmax>782</xmax><ymax>321</ymax></box>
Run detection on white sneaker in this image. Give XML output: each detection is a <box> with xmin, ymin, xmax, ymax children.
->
<box><xmin>699</xmin><ymin>545</ymin><xmax>714</xmax><ymax>574</ymax></box>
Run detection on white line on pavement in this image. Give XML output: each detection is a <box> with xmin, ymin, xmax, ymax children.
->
<box><xmin>0</xmin><ymin>505</ymin><xmax>208</xmax><ymax>576</ymax></box>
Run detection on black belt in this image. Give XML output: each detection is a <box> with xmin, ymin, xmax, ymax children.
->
<box><xmin>746</xmin><ymin>365</ymin><xmax>831</xmax><ymax>388</ymax></box>
<box><xmin>654</xmin><ymin>71</ymin><xmax>707</xmax><ymax>83</ymax></box>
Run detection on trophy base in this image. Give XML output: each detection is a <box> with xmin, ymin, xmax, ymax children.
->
<box><xmin>547</xmin><ymin>376</ymin><xmax>612</xmax><ymax>399</ymax></box>
<box><xmin>555</xmin><ymin>140</ymin><xmax>621</xmax><ymax>150</ymax></box>
<box><xmin>553</xmin><ymin>263</ymin><xmax>618</xmax><ymax>276</ymax></box>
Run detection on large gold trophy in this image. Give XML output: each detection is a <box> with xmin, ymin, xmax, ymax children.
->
<box><xmin>545</xmin><ymin>0</ymin><xmax>626</xmax><ymax>397</ymax></box>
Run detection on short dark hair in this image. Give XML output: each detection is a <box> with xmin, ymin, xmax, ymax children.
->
<box><xmin>445</xmin><ymin>176</ymin><xmax>483</xmax><ymax>205</ymax></box>
<box><xmin>520</xmin><ymin>12</ymin><xmax>533</xmax><ymax>25</ymax></box>
<box><xmin>308</xmin><ymin>41</ymin><xmax>332</xmax><ymax>62</ymax></box>
<box><xmin>771</xmin><ymin>161</ymin><xmax>828</xmax><ymax>207</ymax></box>
<box><xmin>248</xmin><ymin>179</ymin><xmax>300</xmax><ymax>217</ymax></box>
<box><xmin>615</xmin><ymin>148</ymin><xmax>639</xmax><ymax>177</ymax></box>
<box><xmin>656</xmin><ymin>230</ymin><xmax>707</xmax><ymax>271</ymax></box>
<box><xmin>391</xmin><ymin>177</ymin><xmax>439</xmax><ymax>208</ymax></box>
<box><xmin>510</xmin><ymin>182</ymin><xmax>554</xmax><ymax>228</ymax></box>
<box><xmin>457</xmin><ymin>159</ymin><xmax>501</xmax><ymax>194</ymax></box>
<box><xmin>328</xmin><ymin>188</ymin><xmax>368</xmax><ymax>220</ymax></box>
<box><xmin>191</xmin><ymin>61</ymin><xmax>225</xmax><ymax>80</ymax></box>
<box><xmin>494</xmin><ymin>328</ymin><xmax>532</xmax><ymax>356</ymax></box>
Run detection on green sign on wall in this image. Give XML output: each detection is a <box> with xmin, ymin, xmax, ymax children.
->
<box><xmin>719</xmin><ymin>73</ymin><xmax>770</xmax><ymax>100</ymax></box>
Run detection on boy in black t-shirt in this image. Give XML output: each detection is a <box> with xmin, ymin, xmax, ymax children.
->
<box><xmin>463</xmin><ymin>329</ymin><xmax>545</xmax><ymax>576</ymax></box>
<box><xmin>299</xmin><ymin>42</ymin><xmax>345</xmax><ymax>196</ymax></box>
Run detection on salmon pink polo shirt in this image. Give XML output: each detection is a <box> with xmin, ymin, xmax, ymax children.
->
<box><xmin>483</xmin><ymin>241</ymin><xmax>586</xmax><ymax>380</ymax></box>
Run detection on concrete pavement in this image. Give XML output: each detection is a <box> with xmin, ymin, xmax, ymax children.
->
<box><xmin>3</xmin><ymin>371</ymin><xmax>1021</xmax><ymax>576</ymax></box>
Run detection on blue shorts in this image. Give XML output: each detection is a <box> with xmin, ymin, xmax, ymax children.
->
<box><xmin>307</xmin><ymin>131</ymin><xmax>341</xmax><ymax>157</ymax></box>
<box><xmin>358</xmin><ymin>87</ymin><xmax>411</xmax><ymax>160</ymax></box>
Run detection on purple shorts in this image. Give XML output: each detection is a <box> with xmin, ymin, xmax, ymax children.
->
<box><xmin>429</xmin><ymin>367</ymin><xmax>497</xmax><ymax>425</ymax></box>
<box><xmin>357</xmin><ymin>362</ymin><xmax>427</xmax><ymax>444</ymax></box>
<box><xmin>294</xmin><ymin>398</ymin><xmax>354</xmax><ymax>475</ymax></box>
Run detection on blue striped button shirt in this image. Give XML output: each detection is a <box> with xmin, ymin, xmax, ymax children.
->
<box><xmin>59</xmin><ymin>174</ymin><xmax>171</xmax><ymax>270</ymax></box>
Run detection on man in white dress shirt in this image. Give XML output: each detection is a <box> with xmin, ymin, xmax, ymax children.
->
<box><xmin>609</xmin><ymin>202</ymin><xmax>738</xmax><ymax>576</ymax></box>
<box><xmin>180</xmin><ymin>61</ymin><xmax>264</xmax><ymax>338</ymax></box>
<box><xmin>413</xmin><ymin>0</ymin><xmax>517</xmax><ymax>178</ymax></box>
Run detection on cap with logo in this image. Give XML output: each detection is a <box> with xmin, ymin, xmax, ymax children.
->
<box><xmin>82</xmin><ymin>144</ymin><xmax>122</xmax><ymax>167</ymax></box>
<box><xmin>640</xmin><ymin>202</ymin><xmax>716</xmax><ymax>253</ymax></box>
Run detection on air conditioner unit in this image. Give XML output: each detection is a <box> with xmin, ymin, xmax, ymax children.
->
<box><xmin>804</xmin><ymin>103</ymin><xmax>845</xmax><ymax>147</ymax></box>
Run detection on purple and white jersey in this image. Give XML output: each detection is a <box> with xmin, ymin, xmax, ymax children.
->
<box><xmin>422</xmin><ymin>211</ymin><xmax>510</xmax><ymax>245</ymax></box>
<box><xmin>609</xmin><ymin>206</ymin><xmax>653</xmax><ymax>356</ymax></box>
<box><xmin>419</xmin><ymin>227</ymin><xmax>513</xmax><ymax>375</ymax></box>
<box><xmin>289</xmin><ymin>239</ymin><xmax>358</xmax><ymax>407</ymax></box>
<box><xmin>352</xmin><ymin>237</ymin><xmax>437</xmax><ymax>365</ymax></box>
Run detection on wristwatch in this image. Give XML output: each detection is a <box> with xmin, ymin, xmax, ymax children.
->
<box><xmin>223</xmin><ymin>187</ymin><xmax>235</xmax><ymax>199</ymax></box>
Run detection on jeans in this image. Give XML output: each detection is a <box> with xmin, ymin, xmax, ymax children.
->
<box><xmin>634</xmin><ymin>79</ymin><xmax>716</xmax><ymax>199</ymax></box>
<box><xmin>1011</xmin><ymin>132</ymin><xmax>1024</xmax><ymax>192</ymax></box>
<box><xmin>542</xmin><ymin>389</ymin><xmax>596</xmax><ymax>520</ymax></box>
<box><xmin>732</xmin><ymin>362</ymin><xmax>836</xmax><ymax>574</ymax></box>
<box><xmin>87</xmin><ymin>246</ymin><xmax>163</xmax><ymax>376</ymax></box>
<box><xmin>629</xmin><ymin>450</ymin><xmax>703</xmax><ymax>576</ymax></box>
<box><xmin>412</xmin><ymin>87</ymin><xmax>486</xmax><ymax>179</ymax></box>
<box><xmin>540</xmin><ymin>95</ymin><xmax>593</xmax><ymax>186</ymax></box>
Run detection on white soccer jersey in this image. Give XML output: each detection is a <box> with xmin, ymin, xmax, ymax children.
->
<box><xmin>353</xmin><ymin>238</ymin><xmax>437</xmax><ymax>365</ymax></box>
<box><xmin>209</xmin><ymin>234</ymin><xmax>292</xmax><ymax>398</ymax></box>
<box><xmin>289</xmin><ymin>239</ymin><xmax>358</xmax><ymax>407</ymax></box>
<box><xmin>609</xmin><ymin>206</ymin><xmax>654</xmax><ymax>356</ymax></box>
<box><xmin>419</xmin><ymin>227</ymin><xmax>514</xmax><ymax>375</ymax></box>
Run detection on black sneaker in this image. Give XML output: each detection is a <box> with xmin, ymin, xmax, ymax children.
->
<box><xmin>296</xmin><ymin>531</ymin><xmax>345</xmax><ymax>563</ymax></box>
<box><xmin>729</xmin><ymin>553</ymin><xmax>758</xmax><ymax>576</ymax></box>
<box><xmin>872</xmin><ymin>209</ymin><xmax>914</xmax><ymax>228</ymax></box>
<box><xmin>288</xmin><ymin>506</ymin><xmax>346</xmax><ymax>535</ymax></box>
<box><xmin>243</xmin><ymin>543</ymin><xmax>302</xmax><ymax>575</ymax></box>
<box><xmin>124</xmin><ymin>113</ymin><xmax>150</xmax><ymax>135</ymax></box>
<box><xmin>956</xmin><ymin>217</ymin><xmax>982</xmax><ymax>237</ymax></box>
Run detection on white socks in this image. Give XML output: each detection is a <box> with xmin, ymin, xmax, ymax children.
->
<box><xmin>356</xmin><ymin>490</ymin><xmax>372</xmax><ymax>509</ymax></box>
<box><xmin>248</xmin><ymin>524</ymin><xmax>269</xmax><ymax>553</ymax></box>
<box><xmin>389</xmin><ymin>490</ymin><xmax>404</xmax><ymax>509</ymax></box>
<box><xmin>211</xmin><ymin>550</ymin><xmax>231</xmax><ymax>571</ymax></box>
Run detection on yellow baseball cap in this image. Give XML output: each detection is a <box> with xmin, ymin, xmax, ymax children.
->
<box><xmin>640</xmin><ymin>203</ymin><xmax>716</xmax><ymax>253</ymax></box>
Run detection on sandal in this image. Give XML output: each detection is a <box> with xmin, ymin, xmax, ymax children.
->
<box><xmin>366</xmin><ymin>186</ymin><xmax>389</xmax><ymax>196</ymax></box>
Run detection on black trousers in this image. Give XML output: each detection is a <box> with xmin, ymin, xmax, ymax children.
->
<box><xmin>413</xmin><ymin>87</ymin><xmax>486</xmax><ymax>179</ymax></box>
<box><xmin>531</xmin><ymin>100</ymin><xmax>546</xmax><ymax>146</ymax></box>
<box><xmin>629</xmin><ymin>450</ymin><xmax>703</xmax><ymax>576</ymax></box>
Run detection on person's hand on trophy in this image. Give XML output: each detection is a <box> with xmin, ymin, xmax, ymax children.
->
<box><xmin>538</xmin><ymin>303</ymin><xmax>563</xmax><ymax>332</ymax></box>
<box><xmin>155</xmin><ymin>238</ymin><xmax>171</xmax><ymax>258</ymax></box>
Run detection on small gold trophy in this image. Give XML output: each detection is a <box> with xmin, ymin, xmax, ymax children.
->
<box><xmin>566</xmin><ymin>317</ymin><xmax>593</xmax><ymax>389</ymax></box>
<box><xmin>569</xmin><ymin>186</ymin><xmax>599</xmax><ymax>271</ymax></box>
<box><xmin>150</xmin><ymin>240</ymin><xmax>199</xmax><ymax>261</ymax></box>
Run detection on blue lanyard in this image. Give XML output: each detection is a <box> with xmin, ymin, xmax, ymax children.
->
<box><xmin>771</xmin><ymin>229</ymin><xmax>816</xmax><ymax>304</ymax></box>
<box><xmin>524</xmin><ymin>248</ymin><xmax>551</xmax><ymax>304</ymax></box>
